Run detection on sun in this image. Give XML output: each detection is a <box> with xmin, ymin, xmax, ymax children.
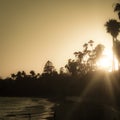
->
<box><xmin>97</xmin><ymin>49</ymin><xmax>118</xmax><ymax>71</ymax></box>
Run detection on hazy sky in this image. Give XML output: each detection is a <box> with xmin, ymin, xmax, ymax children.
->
<box><xmin>0</xmin><ymin>0</ymin><xmax>120</xmax><ymax>78</ymax></box>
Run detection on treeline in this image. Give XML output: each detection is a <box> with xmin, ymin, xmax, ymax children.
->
<box><xmin>0</xmin><ymin>40</ymin><xmax>120</xmax><ymax>102</ymax></box>
<box><xmin>1</xmin><ymin>70</ymin><xmax>120</xmax><ymax>103</ymax></box>
<box><xmin>1</xmin><ymin>40</ymin><xmax>106</xmax><ymax>81</ymax></box>
<box><xmin>0</xmin><ymin>40</ymin><xmax>107</xmax><ymax>98</ymax></box>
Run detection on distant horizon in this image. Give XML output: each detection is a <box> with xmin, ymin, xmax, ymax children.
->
<box><xmin>1</xmin><ymin>0</ymin><xmax>120</xmax><ymax>78</ymax></box>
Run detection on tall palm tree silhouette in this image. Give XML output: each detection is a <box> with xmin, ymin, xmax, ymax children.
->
<box><xmin>114</xmin><ymin>3</ymin><xmax>120</xmax><ymax>19</ymax></box>
<box><xmin>105</xmin><ymin>19</ymin><xmax>120</xmax><ymax>71</ymax></box>
<box><xmin>114</xmin><ymin>2</ymin><xmax>120</xmax><ymax>69</ymax></box>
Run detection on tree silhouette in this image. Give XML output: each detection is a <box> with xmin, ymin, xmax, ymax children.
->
<box><xmin>71</xmin><ymin>42</ymin><xmax>105</xmax><ymax>76</ymax></box>
<box><xmin>30</xmin><ymin>70</ymin><xmax>36</xmax><ymax>78</ymax></box>
<box><xmin>105</xmin><ymin>19</ymin><xmax>120</xmax><ymax>71</ymax></box>
<box><xmin>114</xmin><ymin>3</ymin><xmax>120</xmax><ymax>19</ymax></box>
<box><xmin>88</xmin><ymin>40</ymin><xmax>94</xmax><ymax>50</ymax></box>
<box><xmin>65</xmin><ymin>59</ymin><xmax>78</xmax><ymax>76</ymax></box>
<box><xmin>85</xmin><ymin>43</ymin><xmax>104</xmax><ymax>71</ymax></box>
<box><xmin>74</xmin><ymin>51</ymin><xmax>84</xmax><ymax>63</ymax></box>
<box><xmin>114</xmin><ymin>2</ymin><xmax>120</xmax><ymax>69</ymax></box>
<box><xmin>21</xmin><ymin>71</ymin><xmax>26</xmax><ymax>78</ymax></box>
<box><xmin>105</xmin><ymin>19</ymin><xmax>120</xmax><ymax>41</ymax></box>
<box><xmin>43</xmin><ymin>60</ymin><xmax>56</xmax><ymax>75</ymax></box>
<box><xmin>113</xmin><ymin>40</ymin><xmax>120</xmax><ymax>69</ymax></box>
<box><xmin>11</xmin><ymin>73</ymin><xmax>16</xmax><ymax>80</ymax></box>
<box><xmin>11</xmin><ymin>71</ymin><xmax>27</xmax><ymax>80</ymax></box>
<box><xmin>83</xmin><ymin>43</ymin><xmax>89</xmax><ymax>55</ymax></box>
<box><xmin>16</xmin><ymin>71</ymin><xmax>22</xmax><ymax>80</ymax></box>
<box><xmin>59</xmin><ymin>67</ymin><xmax>65</xmax><ymax>75</ymax></box>
<box><xmin>74</xmin><ymin>51</ymin><xmax>87</xmax><ymax>75</ymax></box>
<box><xmin>94</xmin><ymin>44</ymin><xmax>105</xmax><ymax>60</ymax></box>
<box><xmin>36</xmin><ymin>73</ymin><xmax>40</xmax><ymax>79</ymax></box>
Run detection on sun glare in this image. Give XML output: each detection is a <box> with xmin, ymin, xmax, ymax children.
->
<box><xmin>97</xmin><ymin>49</ymin><xmax>118</xmax><ymax>71</ymax></box>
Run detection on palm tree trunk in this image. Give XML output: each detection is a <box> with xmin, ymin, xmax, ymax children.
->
<box><xmin>112</xmin><ymin>53</ymin><xmax>115</xmax><ymax>71</ymax></box>
<box><xmin>112</xmin><ymin>37</ymin><xmax>115</xmax><ymax>72</ymax></box>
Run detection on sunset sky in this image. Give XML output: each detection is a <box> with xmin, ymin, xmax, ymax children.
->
<box><xmin>0</xmin><ymin>0</ymin><xmax>120</xmax><ymax>78</ymax></box>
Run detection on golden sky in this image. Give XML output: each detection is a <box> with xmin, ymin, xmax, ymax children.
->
<box><xmin>0</xmin><ymin>0</ymin><xmax>119</xmax><ymax>78</ymax></box>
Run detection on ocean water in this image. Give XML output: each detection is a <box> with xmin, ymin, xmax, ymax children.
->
<box><xmin>0</xmin><ymin>97</ymin><xmax>55</xmax><ymax>120</ymax></box>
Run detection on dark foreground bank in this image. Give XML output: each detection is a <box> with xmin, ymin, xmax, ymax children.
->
<box><xmin>51</xmin><ymin>96</ymin><xmax>120</xmax><ymax>120</ymax></box>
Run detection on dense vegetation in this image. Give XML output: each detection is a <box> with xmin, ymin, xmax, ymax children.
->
<box><xmin>0</xmin><ymin>40</ymin><xmax>106</xmax><ymax>96</ymax></box>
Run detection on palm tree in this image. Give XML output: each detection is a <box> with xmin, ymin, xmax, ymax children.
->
<box><xmin>114</xmin><ymin>3</ymin><xmax>120</xmax><ymax>19</ymax></box>
<box><xmin>114</xmin><ymin>40</ymin><xmax>120</xmax><ymax>69</ymax></box>
<box><xmin>105</xmin><ymin>19</ymin><xmax>120</xmax><ymax>71</ymax></box>
<box><xmin>114</xmin><ymin>3</ymin><xmax>120</xmax><ymax>69</ymax></box>
<box><xmin>105</xmin><ymin>19</ymin><xmax>120</xmax><ymax>41</ymax></box>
